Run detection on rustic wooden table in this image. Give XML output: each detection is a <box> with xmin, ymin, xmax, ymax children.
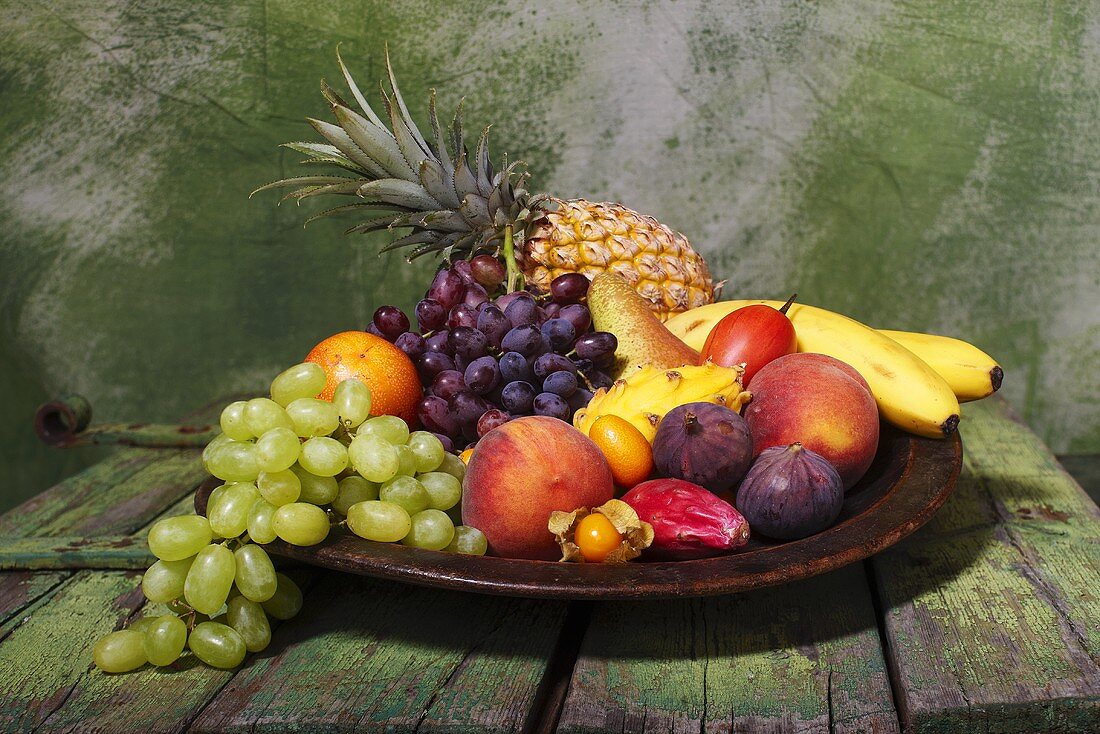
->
<box><xmin>0</xmin><ymin>398</ymin><xmax>1097</xmax><ymax>733</ymax></box>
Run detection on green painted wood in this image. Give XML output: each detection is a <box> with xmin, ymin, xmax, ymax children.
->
<box><xmin>1057</xmin><ymin>455</ymin><xmax>1100</xmax><ymax>506</ymax></box>
<box><xmin>870</xmin><ymin>399</ymin><xmax>1100</xmax><ymax>733</ymax></box>
<box><xmin>556</xmin><ymin>564</ymin><xmax>899</xmax><ymax>733</ymax></box>
<box><xmin>190</xmin><ymin>574</ymin><xmax>569</xmax><ymax>734</ymax></box>
<box><xmin>0</xmin><ymin>572</ymin><xmax>69</xmax><ymax>626</ymax></box>
<box><xmin>0</xmin><ymin>536</ymin><xmax>154</xmax><ymax>570</ymax></box>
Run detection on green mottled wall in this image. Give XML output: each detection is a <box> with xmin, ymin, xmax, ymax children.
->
<box><xmin>1</xmin><ymin>0</ymin><xmax>1098</xmax><ymax>510</ymax></box>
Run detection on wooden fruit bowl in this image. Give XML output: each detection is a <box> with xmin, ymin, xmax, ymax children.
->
<box><xmin>195</xmin><ymin>424</ymin><xmax>961</xmax><ymax>600</ymax></box>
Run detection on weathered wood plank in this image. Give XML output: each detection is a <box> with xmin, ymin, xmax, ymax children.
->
<box><xmin>190</xmin><ymin>573</ymin><xmax>569</xmax><ymax>734</ymax></box>
<box><xmin>0</xmin><ymin>571</ymin><xmax>69</xmax><ymax>626</ymax></box>
<box><xmin>557</xmin><ymin>564</ymin><xmax>899</xmax><ymax>734</ymax></box>
<box><xmin>0</xmin><ymin>536</ymin><xmax>155</xmax><ymax>570</ymax></box>
<box><xmin>870</xmin><ymin>399</ymin><xmax>1100</xmax><ymax>733</ymax></box>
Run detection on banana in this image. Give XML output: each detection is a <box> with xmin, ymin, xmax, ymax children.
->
<box><xmin>877</xmin><ymin>330</ymin><xmax>1002</xmax><ymax>402</ymax></box>
<box><xmin>665</xmin><ymin>301</ymin><xmax>961</xmax><ymax>438</ymax></box>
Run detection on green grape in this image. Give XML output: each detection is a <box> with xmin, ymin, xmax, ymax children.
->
<box><xmin>298</xmin><ymin>437</ymin><xmax>349</xmax><ymax>477</ymax></box>
<box><xmin>227</xmin><ymin>596</ymin><xmax>271</xmax><ymax>653</ymax></box>
<box><xmin>243</xmin><ymin>398</ymin><xmax>294</xmax><ymax>436</ymax></box>
<box><xmin>272</xmin><ymin>503</ymin><xmax>330</xmax><ymax>546</ymax></box>
<box><xmin>444</xmin><ymin>526</ymin><xmax>488</xmax><ymax>555</ymax></box>
<box><xmin>346</xmin><ymin>500</ymin><xmax>412</xmax><ymax>543</ymax></box>
<box><xmin>332</xmin><ymin>476</ymin><xmax>379</xmax><ymax>515</ymax></box>
<box><xmin>290</xmin><ymin>465</ymin><xmax>339</xmax><ymax>505</ymax></box>
<box><xmin>142</xmin><ymin>556</ymin><xmax>195</xmax><ymax>603</ymax></box>
<box><xmin>270</xmin><ymin>362</ymin><xmax>326</xmax><ymax>406</ymax></box>
<box><xmin>257</xmin><ymin>469</ymin><xmax>301</xmax><ymax>506</ymax></box>
<box><xmin>202</xmin><ymin>433</ymin><xmax>233</xmax><ymax>465</ymax></box>
<box><xmin>285</xmin><ymin>397</ymin><xmax>341</xmax><ymax>438</ymax></box>
<box><xmin>406</xmin><ymin>431</ymin><xmax>445</xmax><ymax>473</ymax></box>
<box><xmin>262</xmin><ymin>573</ymin><xmax>303</xmax><ymax>620</ymax></box>
<box><xmin>188</xmin><ymin>622</ymin><xmax>247</xmax><ymax>669</ymax></box>
<box><xmin>418</xmin><ymin>472</ymin><xmax>462</xmax><ymax>511</ymax></box>
<box><xmin>402</xmin><ymin>509</ymin><xmax>455</xmax><ymax>551</ymax></box>
<box><xmin>233</xmin><ymin>544</ymin><xmax>277</xmax><ymax>602</ymax></box>
<box><xmin>436</xmin><ymin>453</ymin><xmax>466</xmax><ymax>482</ymax></box>
<box><xmin>205</xmin><ymin>440</ymin><xmax>260</xmax><ymax>483</ymax></box>
<box><xmin>394</xmin><ymin>445</ymin><xmax>417</xmax><ymax>477</ymax></box>
<box><xmin>348</xmin><ymin>435</ymin><xmax>400</xmax><ymax>483</ymax></box>
<box><xmin>184</xmin><ymin>544</ymin><xmax>236</xmax><ymax>616</ymax></box>
<box><xmin>93</xmin><ymin>630</ymin><xmax>147</xmax><ymax>673</ymax></box>
<box><xmin>219</xmin><ymin>401</ymin><xmax>253</xmax><ymax>441</ymax></box>
<box><xmin>358</xmin><ymin>415</ymin><xmax>410</xmax><ymax>445</ymax></box>
<box><xmin>332</xmin><ymin>378</ymin><xmax>372</xmax><ymax>428</ymax></box>
<box><xmin>142</xmin><ymin>615</ymin><xmax>187</xmax><ymax>666</ymax></box>
<box><xmin>148</xmin><ymin>515</ymin><xmax>213</xmax><ymax>561</ymax></box>
<box><xmin>247</xmin><ymin>498</ymin><xmax>278</xmax><ymax>544</ymax></box>
<box><xmin>207</xmin><ymin>482</ymin><xmax>260</xmax><ymax>539</ymax></box>
<box><xmin>127</xmin><ymin>616</ymin><xmax>160</xmax><ymax>635</ymax></box>
<box><xmin>379</xmin><ymin>476</ymin><xmax>430</xmax><ymax>514</ymax></box>
<box><xmin>254</xmin><ymin>427</ymin><xmax>301</xmax><ymax>473</ymax></box>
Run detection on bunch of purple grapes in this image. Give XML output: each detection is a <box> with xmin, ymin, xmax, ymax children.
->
<box><xmin>368</xmin><ymin>255</ymin><xmax>618</xmax><ymax>452</ymax></box>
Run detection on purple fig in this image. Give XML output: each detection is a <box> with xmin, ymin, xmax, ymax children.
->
<box><xmin>622</xmin><ymin>478</ymin><xmax>750</xmax><ymax>560</ymax></box>
<box><xmin>735</xmin><ymin>443</ymin><xmax>843</xmax><ymax>540</ymax></box>
<box><xmin>652</xmin><ymin>402</ymin><xmax>753</xmax><ymax>493</ymax></box>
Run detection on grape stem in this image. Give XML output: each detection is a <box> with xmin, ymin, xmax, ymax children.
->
<box><xmin>502</xmin><ymin>225</ymin><xmax>524</xmax><ymax>293</ymax></box>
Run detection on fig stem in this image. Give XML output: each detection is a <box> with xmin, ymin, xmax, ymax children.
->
<box><xmin>683</xmin><ymin>411</ymin><xmax>700</xmax><ymax>434</ymax></box>
<box><xmin>779</xmin><ymin>293</ymin><xmax>798</xmax><ymax>314</ymax></box>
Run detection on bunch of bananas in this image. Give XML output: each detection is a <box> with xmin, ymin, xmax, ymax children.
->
<box><xmin>664</xmin><ymin>301</ymin><xmax>1002</xmax><ymax>439</ymax></box>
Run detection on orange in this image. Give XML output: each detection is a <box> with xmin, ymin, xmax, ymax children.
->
<box><xmin>588</xmin><ymin>415</ymin><xmax>654</xmax><ymax>488</ymax></box>
<box><xmin>575</xmin><ymin>512</ymin><xmax>623</xmax><ymax>563</ymax></box>
<box><xmin>305</xmin><ymin>331</ymin><xmax>422</xmax><ymax>426</ymax></box>
<box><xmin>459</xmin><ymin>447</ymin><xmax>474</xmax><ymax>464</ymax></box>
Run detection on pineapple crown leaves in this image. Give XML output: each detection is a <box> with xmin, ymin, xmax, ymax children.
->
<box><xmin>251</xmin><ymin>46</ymin><xmax>548</xmax><ymax>262</ymax></box>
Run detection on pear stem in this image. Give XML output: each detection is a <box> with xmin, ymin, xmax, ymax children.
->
<box><xmin>779</xmin><ymin>293</ymin><xmax>798</xmax><ymax>314</ymax></box>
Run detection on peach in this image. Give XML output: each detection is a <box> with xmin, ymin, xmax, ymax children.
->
<box><xmin>744</xmin><ymin>353</ymin><xmax>879</xmax><ymax>489</ymax></box>
<box><xmin>463</xmin><ymin>416</ymin><xmax>615</xmax><ymax>559</ymax></box>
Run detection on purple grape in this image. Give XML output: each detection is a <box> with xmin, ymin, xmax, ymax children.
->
<box><xmin>543</xmin><ymin>371</ymin><xmax>578</xmax><ymax>398</ymax></box>
<box><xmin>477</xmin><ymin>409</ymin><xmax>512</xmax><ymax>437</ymax></box>
<box><xmin>450</xmin><ymin>391</ymin><xmax>489</xmax><ymax>426</ymax></box>
<box><xmin>493</xmin><ymin>291</ymin><xmax>532</xmax><ymax>313</ymax></box>
<box><xmin>463</xmin><ymin>282</ymin><xmax>489</xmax><ymax>309</ymax></box>
<box><xmin>416</xmin><ymin>298</ymin><xmax>447</xmax><ymax>332</ymax></box>
<box><xmin>534</xmin><ymin>353</ymin><xmax>576</xmax><ymax>379</ymax></box>
<box><xmin>566</xmin><ymin>388</ymin><xmax>594</xmax><ymax>414</ymax></box>
<box><xmin>575</xmin><ymin>332</ymin><xmax>617</xmax><ymax>361</ymax></box>
<box><xmin>448</xmin><ymin>326</ymin><xmax>488</xmax><ymax>360</ymax></box>
<box><xmin>432</xmin><ymin>369</ymin><xmax>466</xmax><ymax>401</ymax></box>
<box><xmin>428</xmin><ymin>268</ymin><xmax>467</xmax><ymax>310</ymax></box>
<box><xmin>550</xmin><ymin>273</ymin><xmax>590</xmax><ymax>304</ymax></box>
<box><xmin>476</xmin><ymin>305</ymin><xmax>510</xmax><ymax>348</ymax></box>
<box><xmin>453</xmin><ymin>354</ymin><xmax>471</xmax><ymax>372</ymax></box>
<box><xmin>542</xmin><ymin>302</ymin><xmax>562</xmax><ymax>320</ymax></box>
<box><xmin>451</xmin><ymin>259</ymin><xmax>477</xmax><ymax>285</ymax></box>
<box><xmin>586</xmin><ymin>370</ymin><xmax>615</xmax><ymax>390</ymax></box>
<box><xmin>471</xmin><ymin>255</ymin><xmax>506</xmax><ymax>289</ymax></box>
<box><xmin>464</xmin><ymin>356</ymin><xmax>501</xmax><ymax>395</ymax></box>
<box><xmin>366</xmin><ymin>322</ymin><xmax>387</xmax><ymax>340</ymax></box>
<box><xmin>418</xmin><ymin>396</ymin><xmax>458</xmax><ymax>435</ymax></box>
<box><xmin>559</xmin><ymin>304</ymin><xmax>591</xmax><ymax>334</ymax></box>
<box><xmin>447</xmin><ymin>303</ymin><xmax>479</xmax><ymax>329</ymax></box>
<box><xmin>417</xmin><ymin>351</ymin><xmax>456</xmax><ymax>381</ymax></box>
<box><xmin>504</xmin><ymin>296</ymin><xmax>539</xmax><ymax>327</ymax></box>
<box><xmin>541</xmin><ymin>318</ymin><xmax>576</xmax><ymax>352</ymax></box>
<box><xmin>431</xmin><ymin>432</ymin><xmax>455</xmax><ymax>453</ymax></box>
<box><xmin>500</xmin><ymin>325</ymin><xmax>542</xmax><ymax>357</ymax></box>
<box><xmin>373</xmin><ymin>305</ymin><xmax>410</xmax><ymax>340</ymax></box>
<box><xmin>499</xmin><ymin>351</ymin><xmax>533</xmax><ymax>383</ymax></box>
<box><xmin>425</xmin><ymin>330</ymin><xmax>451</xmax><ymax>353</ymax></box>
<box><xmin>394</xmin><ymin>331</ymin><xmax>427</xmax><ymax>360</ymax></box>
<box><xmin>500</xmin><ymin>380</ymin><xmax>537</xmax><ymax>414</ymax></box>
<box><xmin>533</xmin><ymin>392</ymin><xmax>570</xmax><ymax>420</ymax></box>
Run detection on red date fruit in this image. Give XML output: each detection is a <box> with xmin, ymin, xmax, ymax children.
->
<box><xmin>621</xmin><ymin>478</ymin><xmax>750</xmax><ymax>560</ymax></box>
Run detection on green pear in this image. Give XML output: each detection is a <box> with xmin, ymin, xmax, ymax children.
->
<box><xmin>587</xmin><ymin>273</ymin><xmax>701</xmax><ymax>378</ymax></box>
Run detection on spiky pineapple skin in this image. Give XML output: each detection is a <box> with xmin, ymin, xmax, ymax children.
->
<box><xmin>573</xmin><ymin>363</ymin><xmax>750</xmax><ymax>443</ymax></box>
<box><xmin>520</xmin><ymin>199</ymin><xmax>715</xmax><ymax>321</ymax></box>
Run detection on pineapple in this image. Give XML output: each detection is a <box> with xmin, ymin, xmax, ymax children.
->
<box><xmin>254</xmin><ymin>51</ymin><xmax>715</xmax><ymax>320</ymax></box>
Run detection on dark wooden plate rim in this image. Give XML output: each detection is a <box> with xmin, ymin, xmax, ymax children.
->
<box><xmin>195</xmin><ymin>427</ymin><xmax>961</xmax><ymax>600</ymax></box>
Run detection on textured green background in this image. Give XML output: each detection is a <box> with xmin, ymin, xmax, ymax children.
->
<box><xmin>1</xmin><ymin>0</ymin><xmax>1098</xmax><ymax>511</ymax></box>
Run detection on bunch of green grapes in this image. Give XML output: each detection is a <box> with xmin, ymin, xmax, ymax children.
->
<box><xmin>94</xmin><ymin>362</ymin><xmax>485</xmax><ymax>674</ymax></box>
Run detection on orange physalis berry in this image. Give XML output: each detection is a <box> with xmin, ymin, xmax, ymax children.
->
<box><xmin>574</xmin><ymin>512</ymin><xmax>624</xmax><ymax>563</ymax></box>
